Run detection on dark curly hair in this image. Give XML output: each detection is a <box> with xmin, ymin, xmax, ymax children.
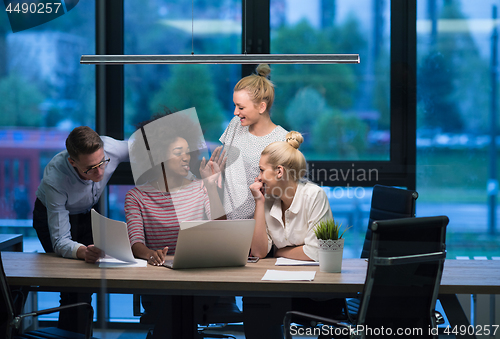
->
<box><xmin>135</xmin><ymin>106</ymin><xmax>203</xmax><ymax>154</ymax></box>
<box><xmin>131</xmin><ymin>106</ymin><xmax>204</xmax><ymax>180</ymax></box>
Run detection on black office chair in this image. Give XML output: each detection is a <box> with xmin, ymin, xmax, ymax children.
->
<box><xmin>360</xmin><ymin>184</ymin><xmax>418</xmax><ymax>259</ymax></box>
<box><xmin>346</xmin><ymin>184</ymin><xmax>418</xmax><ymax>317</ymax></box>
<box><xmin>284</xmin><ymin>215</ymin><xmax>449</xmax><ymax>339</ymax></box>
<box><xmin>0</xmin><ymin>252</ymin><xmax>96</xmax><ymax>339</ymax></box>
<box><xmin>278</xmin><ymin>185</ymin><xmax>419</xmax><ymax>334</ymax></box>
<box><xmin>196</xmin><ymin>296</ymin><xmax>242</xmax><ymax>339</ymax></box>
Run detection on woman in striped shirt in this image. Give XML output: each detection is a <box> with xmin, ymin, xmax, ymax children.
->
<box><xmin>125</xmin><ymin>109</ymin><xmax>225</xmax><ymax>266</ymax></box>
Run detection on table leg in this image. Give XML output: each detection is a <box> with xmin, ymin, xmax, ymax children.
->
<box><xmin>243</xmin><ymin>297</ymin><xmax>292</xmax><ymax>339</ymax></box>
<box><xmin>439</xmin><ymin>294</ymin><xmax>477</xmax><ymax>339</ymax></box>
<box><xmin>152</xmin><ymin>295</ymin><xmax>197</xmax><ymax>339</ymax></box>
<box><xmin>180</xmin><ymin>296</ymin><xmax>196</xmax><ymax>339</ymax></box>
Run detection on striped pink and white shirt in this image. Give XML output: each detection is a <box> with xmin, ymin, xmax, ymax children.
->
<box><xmin>125</xmin><ymin>180</ymin><xmax>211</xmax><ymax>255</ymax></box>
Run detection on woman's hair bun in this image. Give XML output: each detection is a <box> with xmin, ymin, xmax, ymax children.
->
<box><xmin>285</xmin><ymin>131</ymin><xmax>303</xmax><ymax>150</ymax></box>
<box><xmin>256</xmin><ymin>64</ymin><xmax>271</xmax><ymax>78</ymax></box>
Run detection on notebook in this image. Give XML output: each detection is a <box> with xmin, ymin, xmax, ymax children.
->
<box><xmin>163</xmin><ymin>219</ymin><xmax>255</xmax><ymax>269</ymax></box>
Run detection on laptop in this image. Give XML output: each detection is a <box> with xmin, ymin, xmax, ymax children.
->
<box><xmin>163</xmin><ymin>219</ymin><xmax>255</xmax><ymax>269</ymax></box>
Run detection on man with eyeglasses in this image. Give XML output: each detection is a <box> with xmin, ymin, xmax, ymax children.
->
<box><xmin>32</xmin><ymin>126</ymin><xmax>129</xmax><ymax>334</ymax></box>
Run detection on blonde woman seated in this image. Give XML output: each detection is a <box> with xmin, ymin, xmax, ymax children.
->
<box><xmin>248</xmin><ymin>131</ymin><xmax>332</xmax><ymax>261</ymax></box>
<box><xmin>244</xmin><ymin>131</ymin><xmax>334</xmax><ymax>339</ymax></box>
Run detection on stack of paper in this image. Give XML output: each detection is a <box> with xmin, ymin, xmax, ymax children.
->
<box><xmin>275</xmin><ymin>257</ymin><xmax>319</xmax><ymax>266</ymax></box>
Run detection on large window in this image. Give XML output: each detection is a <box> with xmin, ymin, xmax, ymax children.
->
<box><xmin>270</xmin><ymin>0</ymin><xmax>390</xmax><ymax>162</ymax></box>
<box><xmin>0</xmin><ymin>0</ymin><xmax>95</xmax><ymax>245</ymax></box>
<box><xmin>6</xmin><ymin>0</ymin><xmax>499</xmax><ymax>332</ymax></box>
<box><xmin>119</xmin><ymin>0</ymin><xmax>413</xmax><ymax>189</ymax></box>
<box><xmin>416</xmin><ymin>0</ymin><xmax>500</xmax><ymax>258</ymax></box>
<box><xmin>266</xmin><ymin>1</ymin><xmax>396</xmax><ymax>259</ymax></box>
<box><xmin>124</xmin><ymin>0</ymin><xmax>242</xmax><ymax>140</ymax></box>
<box><xmin>0</xmin><ymin>0</ymin><xmax>96</xmax><ymax>324</ymax></box>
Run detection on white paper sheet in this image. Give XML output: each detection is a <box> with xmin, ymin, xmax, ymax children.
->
<box><xmin>261</xmin><ymin>269</ymin><xmax>316</xmax><ymax>281</ymax></box>
<box><xmin>91</xmin><ymin>209</ymin><xmax>137</xmax><ymax>263</ymax></box>
<box><xmin>275</xmin><ymin>257</ymin><xmax>319</xmax><ymax>266</ymax></box>
<box><xmin>97</xmin><ymin>256</ymin><xmax>148</xmax><ymax>268</ymax></box>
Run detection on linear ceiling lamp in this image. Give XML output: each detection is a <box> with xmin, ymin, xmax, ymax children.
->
<box><xmin>80</xmin><ymin>54</ymin><xmax>360</xmax><ymax>65</ymax></box>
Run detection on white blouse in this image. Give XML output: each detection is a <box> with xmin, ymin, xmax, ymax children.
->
<box><xmin>264</xmin><ymin>181</ymin><xmax>333</xmax><ymax>261</ymax></box>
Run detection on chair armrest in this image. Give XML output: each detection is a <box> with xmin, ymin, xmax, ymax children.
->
<box><xmin>283</xmin><ymin>311</ymin><xmax>349</xmax><ymax>339</ymax></box>
<box><xmin>12</xmin><ymin>302</ymin><xmax>93</xmax><ymax>339</ymax></box>
<box><xmin>372</xmin><ymin>251</ymin><xmax>446</xmax><ymax>266</ymax></box>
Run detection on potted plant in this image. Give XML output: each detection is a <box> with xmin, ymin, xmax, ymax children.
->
<box><xmin>314</xmin><ymin>219</ymin><xmax>351</xmax><ymax>273</ymax></box>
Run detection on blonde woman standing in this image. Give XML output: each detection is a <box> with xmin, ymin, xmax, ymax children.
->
<box><xmin>220</xmin><ymin>64</ymin><xmax>288</xmax><ymax>219</ymax></box>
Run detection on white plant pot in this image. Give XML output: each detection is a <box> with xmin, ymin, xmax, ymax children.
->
<box><xmin>318</xmin><ymin>238</ymin><xmax>344</xmax><ymax>273</ymax></box>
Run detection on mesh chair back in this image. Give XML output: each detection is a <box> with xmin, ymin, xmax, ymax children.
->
<box><xmin>360</xmin><ymin>185</ymin><xmax>418</xmax><ymax>258</ymax></box>
<box><xmin>0</xmin><ymin>252</ymin><xmax>17</xmax><ymax>339</ymax></box>
<box><xmin>357</xmin><ymin>216</ymin><xmax>448</xmax><ymax>339</ymax></box>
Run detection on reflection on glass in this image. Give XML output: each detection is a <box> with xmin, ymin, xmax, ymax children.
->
<box><xmin>416</xmin><ymin>1</ymin><xmax>500</xmax><ymax>258</ymax></box>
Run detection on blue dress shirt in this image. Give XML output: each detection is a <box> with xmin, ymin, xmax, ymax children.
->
<box><xmin>35</xmin><ymin>136</ymin><xmax>129</xmax><ymax>258</ymax></box>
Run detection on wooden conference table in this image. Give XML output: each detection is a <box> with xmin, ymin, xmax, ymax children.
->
<box><xmin>4</xmin><ymin>252</ymin><xmax>500</xmax><ymax>338</ymax></box>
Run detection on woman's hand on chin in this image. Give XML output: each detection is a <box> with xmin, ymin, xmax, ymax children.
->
<box><xmin>249</xmin><ymin>178</ymin><xmax>265</xmax><ymax>203</ymax></box>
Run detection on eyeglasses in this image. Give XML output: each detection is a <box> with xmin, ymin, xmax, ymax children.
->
<box><xmin>81</xmin><ymin>158</ymin><xmax>110</xmax><ymax>175</ymax></box>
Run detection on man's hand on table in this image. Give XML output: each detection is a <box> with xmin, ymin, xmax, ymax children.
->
<box><xmin>77</xmin><ymin>244</ymin><xmax>105</xmax><ymax>263</ymax></box>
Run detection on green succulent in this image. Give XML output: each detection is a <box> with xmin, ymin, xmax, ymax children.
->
<box><xmin>313</xmin><ymin>219</ymin><xmax>352</xmax><ymax>240</ymax></box>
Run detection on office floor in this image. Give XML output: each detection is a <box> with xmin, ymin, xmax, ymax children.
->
<box><xmin>92</xmin><ymin>326</ymin><xmax>325</xmax><ymax>339</ymax></box>
<box><xmin>93</xmin><ymin>326</ymin><xmax>249</xmax><ymax>339</ymax></box>
<box><xmin>92</xmin><ymin>328</ymin><xmax>455</xmax><ymax>339</ymax></box>
<box><xmin>93</xmin><ymin>329</ymin><xmax>149</xmax><ymax>339</ymax></box>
